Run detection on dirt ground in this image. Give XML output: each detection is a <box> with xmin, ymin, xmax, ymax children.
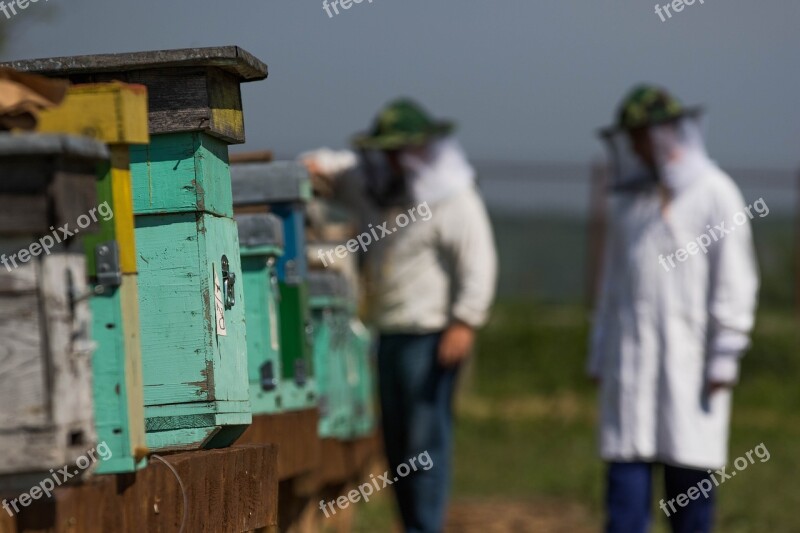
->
<box><xmin>445</xmin><ymin>499</ymin><xmax>596</xmax><ymax>533</ymax></box>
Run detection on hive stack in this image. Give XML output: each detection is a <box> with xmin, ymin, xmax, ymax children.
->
<box><xmin>308</xmin><ymin>269</ymin><xmax>353</xmax><ymax>438</ymax></box>
<box><xmin>231</xmin><ymin>161</ymin><xmax>317</xmax><ymax>412</ymax></box>
<box><xmin>236</xmin><ymin>212</ymin><xmax>285</xmax><ymax>414</ymax></box>
<box><xmin>0</xmin><ymin>133</ymin><xmax>108</xmax><ymax>489</ymax></box>
<box><xmin>35</xmin><ymin>81</ymin><xmax>150</xmax><ymax>473</ymax></box>
<box><xmin>9</xmin><ymin>47</ymin><xmax>270</xmax><ymax>451</ymax></box>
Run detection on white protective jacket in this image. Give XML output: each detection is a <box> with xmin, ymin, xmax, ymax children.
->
<box><xmin>588</xmin><ymin>156</ymin><xmax>759</xmax><ymax>470</ymax></box>
<box><xmin>303</xmin><ymin>138</ymin><xmax>498</xmax><ymax>333</ymax></box>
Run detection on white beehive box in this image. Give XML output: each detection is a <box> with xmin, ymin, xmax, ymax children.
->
<box><xmin>0</xmin><ymin>133</ymin><xmax>107</xmax><ymax>490</ymax></box>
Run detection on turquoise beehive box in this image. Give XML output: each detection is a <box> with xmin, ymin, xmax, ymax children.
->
<box><xmin>308</xmin><ymin>270</ymin><xmax>352</xmax><ymax>439</ymax></box>
<box><xmin>348</xmin><ymin>318</ymin><xmax>376</xmax><ymax>438</ymax></box>
<box><xmin>13</xmin><ymin>47</ymin><xmax>269</xmax><ymax>451</ymax></box>
<box><xmin>236</xmin><ymin>213</ymin><xmax>285</xmax><ymax>415</ymax></box>
<box><xmin>231</xmin><ymin>162</ymin><xmax>317</xmax><ymax>413</ymax></box>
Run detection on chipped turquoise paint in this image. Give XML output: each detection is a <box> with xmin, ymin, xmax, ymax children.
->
<box><xmin>130</xmin><ymin>133</ymin><xmax>233</xmax><ymax>218</ymax></box>
<box><xmin>89</xmin><ymin>287</ymin><xmax>145</xmax><ymax>474</ymax></box>
<box><xmin>130</xmin><ymin>131</ymin><xmax>251</xmax><ymax>451</ymax></box>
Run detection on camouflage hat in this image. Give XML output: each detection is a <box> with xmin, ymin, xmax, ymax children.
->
<box><xmin>601</xmin><ymin>84</ymin><xmax>703</xmax><ymax>135</ymax></box>
<box><xmin>352</xmin><ymin>99</ymin><xmax>455</xmax><ymax>150</ymax></box>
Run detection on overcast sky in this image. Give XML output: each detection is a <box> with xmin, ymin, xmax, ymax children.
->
<box><xmin>2</xmin><ymin>0</ymin><xmax>798</xmax><ymax>169</ymax></box>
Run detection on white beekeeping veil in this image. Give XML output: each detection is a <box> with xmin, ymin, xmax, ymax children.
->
<box><xmin>599</xmin><ymin>126</ymin><xmax>658</xmax><ymax>193</ymax></box>
<box><xmin>599</xmin><ymin>84</ymin><xmax>707</xmax><ymax>194</ymax></box>
<box><xmin>649</xmin><ymin>112</ymin><xmax>716</xmax><ymax>194</ymax></box>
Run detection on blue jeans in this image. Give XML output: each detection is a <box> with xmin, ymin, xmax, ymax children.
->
<box><xmin>377</xmin><ymin>332</ymin><xmax>459</xmax><ymax>533</ymax></box>
<box><xmin>606</xmin><ymin>462</ymin><xmax>715</xmax><ymax>533</ymax></box>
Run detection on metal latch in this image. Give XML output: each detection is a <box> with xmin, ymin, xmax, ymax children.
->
<box><xmin>295</xmin><ymin>359</ymin><xmax>307</xmax><ymax>387</ymax></box>
<box><xmin>260</xmin><ymin>361</ymin><xmax>277</xmax><ymax>392</ymax></box>
<box><xmin>284</xmin><ymin>259</ymin><xmax>300</xmax><ymax>285</ymax></box>
<box><xmin>267</xmin><ymin>257</ymin><xmax>281</xmax><ymax>303</ymax></box>
<box><xmin>95</xmin><ymin>242</ymin><xmax>122</xmax><ymax>289</ymax></box>
<box><xmin>221</xmin><ymin>255</ymin><xmax>236</xmax><ymax>309</ymax></box>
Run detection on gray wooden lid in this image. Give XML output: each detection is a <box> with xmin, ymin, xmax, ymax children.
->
<box><xmin>308</xmin><ymin>270</ymin><xmax>350</xmax><ymax>299</ymax></box>
<box><xmin>236</xmin><ymin>213</ymin><xmax>284</xmax><ymax>249</ymax></box>
<box><xmin>0</xmin><ymin>133</ymin><xmax>109</xmax><ymax>160</ymax></box>
<box><xmin>3</xmin><ymin>46</ymin><xmax>267</xmax><ymax>81</ymax></box>
<box><xmin>231</xmin><ymin>161</ymin><xmax>312</xmax><ymax>205</ymax></box>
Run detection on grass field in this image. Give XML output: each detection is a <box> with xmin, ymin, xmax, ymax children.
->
<box><xmin>352</xmin><ymin>213</ymin><xmax>798</xmax><ymax>532</ymax></box>
<box><xmin>354</xmin><ymin>301</ymin><xmax>799</xmax><ymax>532</ymax></box>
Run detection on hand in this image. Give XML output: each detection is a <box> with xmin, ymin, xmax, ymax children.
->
<box><xmin>438</xmin><ymin>322</ymin><xmax>475</xmax><ymax>367</ymax></box>
<box><xmin>301</xmin><ymin>157</ymin><xmax>335</xmax><ymax>197</ymax></box>
<box><xmin>706</xmin><ymin>380</ymin><xmax>734</xmax><ymax>395</ymax></box>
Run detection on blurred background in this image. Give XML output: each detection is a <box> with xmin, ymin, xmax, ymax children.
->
<box><xmin>2</xmin><ymin>1</ymin><xmax>797</xmax><ymax>530</ymax></box>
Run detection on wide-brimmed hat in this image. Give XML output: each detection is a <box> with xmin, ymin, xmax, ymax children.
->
<box><xmin>599</xmin><ymin>84</ymin><xmax>703</xmax><ymax>137</ymax></box>
<box><xmin>352</xmin><ymin>99</ymin><xmax>455</xmax><ymax>150</ymax></box>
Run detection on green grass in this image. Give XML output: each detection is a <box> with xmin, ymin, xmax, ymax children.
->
<box><xmin>356</xmin><ymin>300</ymin><xmax>799</xmax><ymax>532</ymax></box>
<box><xmin>355</xmin><ymin>213</ymin><xmax>797</xmax><ymax>531</ymax></box>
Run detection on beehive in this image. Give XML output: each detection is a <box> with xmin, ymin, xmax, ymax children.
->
<box><xmin>308</xmin><ymin>270</ymin><xmax>352</xmax><ymax>438</ymax></box>
<box><xmin>237</xmin><ymin>213</ymin><xmax>285</xmax><ymax>415</ymax></box>
<box><xmin>348</xmin><ymin>318</ymin><xmax>376</xmax><ymax>438</ymax></box>
<box><xmin>231</xmin><ymin>161</ymin><xmax>317</xmax><ymax>412</ymax></box>
<box><xmin>8</xmin><ymin>47</ymin><xmax>269</xmax><ymax>450</ymax></box>
<box><xmin>0</xmin><ymin>133</ymin><xmax>107</xmax><ymax>488</ymax></box>
<box><xmin>35</xmin><ymin>81</ymin><xmax>150</xmax><ymax>473</ymax></box>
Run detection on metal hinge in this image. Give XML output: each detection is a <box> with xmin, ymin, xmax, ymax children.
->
<box><xmin>95</xmin><ymin>241</ymin><xmax>122</xmax><ymax>289</ymax></box>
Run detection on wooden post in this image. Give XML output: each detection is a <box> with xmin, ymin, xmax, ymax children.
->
<box><xmin>0</xmin><ymin>133</ymin><xmax>109</xmax><ymax>490</ymax></box>
<box><xmin>5</xmin><ymin>47</ymin><xmax>269</xmax><ymax>452</ymax></box>
<box><xmin>586</xmin><ymin>160</ymin><xmax>609</xmax><ymax>309</ymax></box>
<box><xmin>796</xmin><ymin>169</ymin><xmax>800</xmax><ymax>318</ymax></box>
<box><xmin>35</xmin><ymin>82</ymin><xmax>150</xmax><ymax>474</ymax></box>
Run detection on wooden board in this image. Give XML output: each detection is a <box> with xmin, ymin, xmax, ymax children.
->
<box><xmin>90</xmin><ymin>274</ymin><xmax>147</xmax><ymax>474</ymax></box>
<box><xmin>134</xmin><ymin>212</ymin><xmax>248</xmax><ymax>407</ymax></box>
<box><xmin>110</xmin><ymin>146</ymin><xmax>138</xmax><ymax>274</ymax></box>
<box><xmin>3</xmin><ymin>445</ymin><xmax>278</xmax><ymax>533</ymax></box>
<box><xmin>0</xmin><ymin>195</ymin><xmax>48</xmax><ymax>235</ymax></box>
<box><xmin>130</xmin><ymin>133</ymin><xmax>233</xmax><ymax>218</ymax></box>
<box><xmin>237</xmin><ymin>410</ymin><xmax>322</xmax><ymax>481</ymax></box>
<box><xmin>0</xmin><ymin>251</ymin><xmax>96</xmax><ymax>482</ymax></box>
<box><xmin>36</xmin><ymin>82</ymin><xmax>150</xmax><ymax>145</ymax></box>
<box><xmin>5</xmin><ymin>47</ymin><xmax>268</xmax><ymax>144</ymax></box>
<box><xmin>134</xmin><ymin>208</ymin><xmax>250</xmax><ymax>451</ymax></box>
<box><xmin>2</xmin><ymin>46</ymin><xmax>268</xmax><ymax>81</ymax></box>
<box><xmin>34</xmin><ymin>83</ymin><xmax>148</xmax><ymax>274</ymax></box>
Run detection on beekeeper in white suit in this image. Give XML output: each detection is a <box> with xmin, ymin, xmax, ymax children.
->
<box><xmin>590</xmin><ymin>85</ymin><xmax>759</xmax><ymax>533</ymax></box>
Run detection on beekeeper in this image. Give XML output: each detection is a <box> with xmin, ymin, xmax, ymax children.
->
<box><xmin>589</xmin><ymin>85</ymin><xmax>759</xmax><ymax>533</ymax></box>
<box><xmin>302</xmin><ymin>98</ymin><xmax>498</xmax><ymax>533</ymax></box>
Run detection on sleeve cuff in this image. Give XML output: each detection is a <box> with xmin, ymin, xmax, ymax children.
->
<box><xmin>452</xmin><ymin>307</ymin><xmax>488</xmax><ymax>329</ymax></box>
<box><xmin>299</xmin><ymin>148</ymin><xmax>358</xmax><ymax>177</ymax></box>
<box><xmin>707</xmin><ymin>354</ymin><xmax>741</xmax><ymax>384</ymax></box>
